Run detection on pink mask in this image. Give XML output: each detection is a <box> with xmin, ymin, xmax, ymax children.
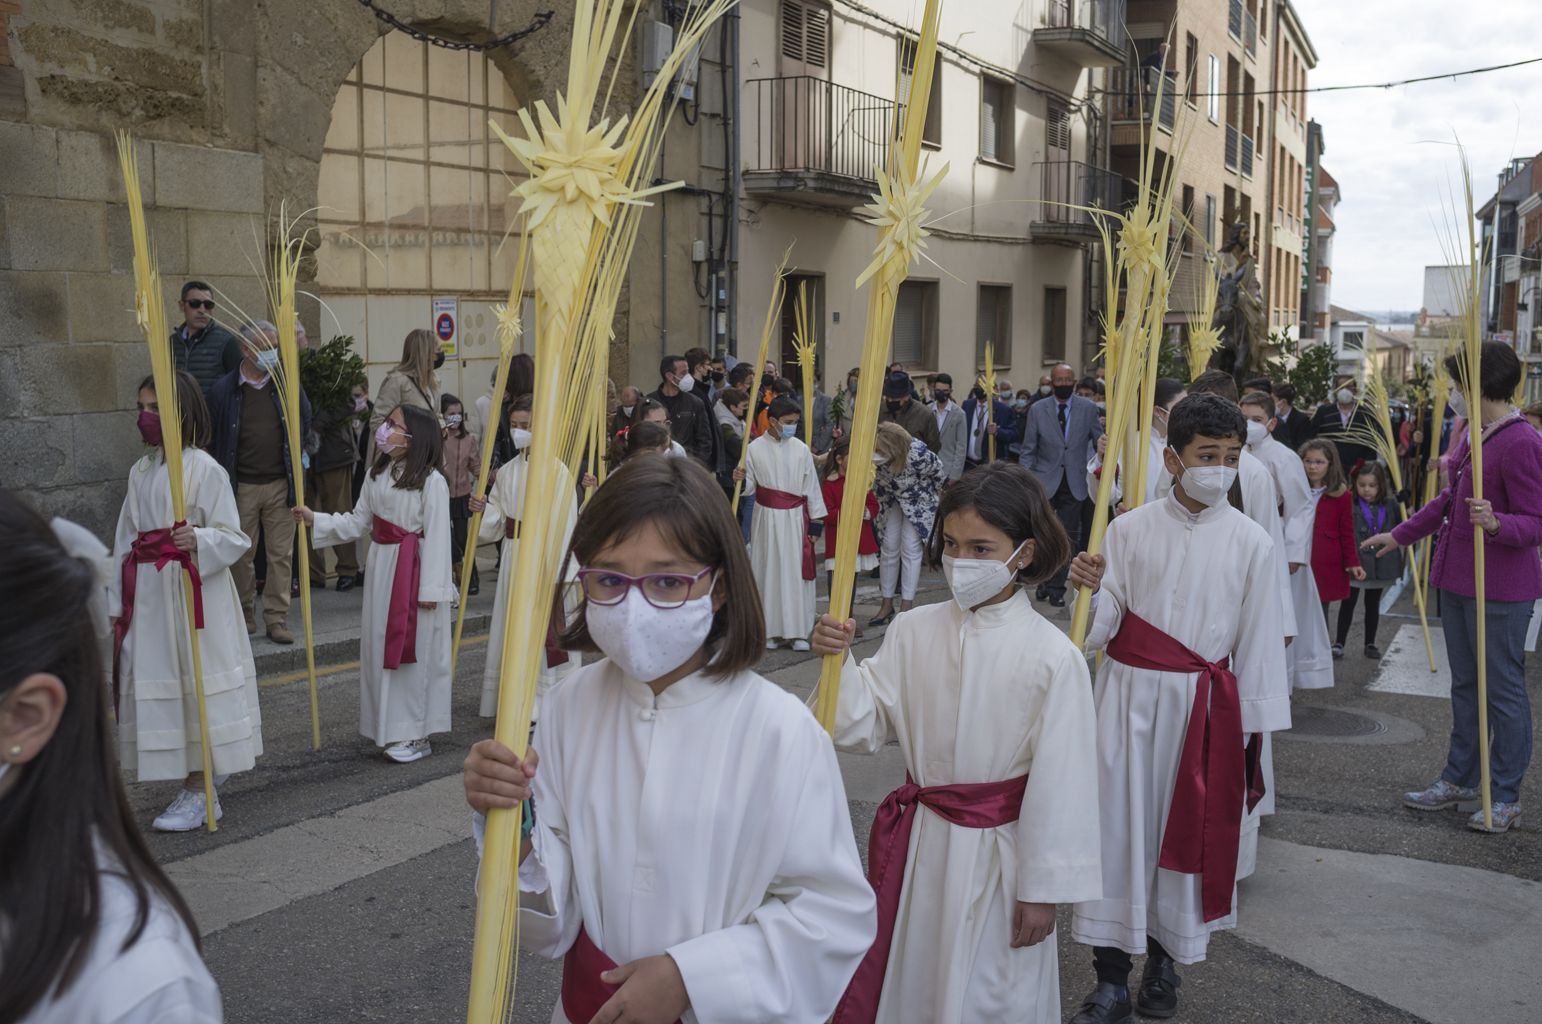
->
<box><xmin>375</xmin><ymin>421</ymin><xmax>409</xmax><ymax>454</ymax></box>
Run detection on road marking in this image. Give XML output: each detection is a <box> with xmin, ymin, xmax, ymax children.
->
<box><xmin>257</xmin><ymin>634</ymin><xmax>489</xmax><ymax>689</ymax></box>
<box><xmin>1367</xmin><ymin>623</ymin><xmax>1451</xmax><ymax>698</ymax></box>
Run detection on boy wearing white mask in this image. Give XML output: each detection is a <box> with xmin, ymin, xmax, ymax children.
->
<box><xmin>808</xmin><ymin>462</ymin><xmax>1101</xmax><ymax>1024</ymax></box>
<box><xmin>1064</xmin><ymin>394</ymin><xmax>1289</xmax><ymax>1024</ymax></box>
<box><xmin>734</xmin><ymin>395</ymin><xmax>827</xmax><ymax>651</ymax></box>
<box><xmin>469</xmin><ymin>395</ymin><xmax>582</xmax><ymax>720</ymax></box>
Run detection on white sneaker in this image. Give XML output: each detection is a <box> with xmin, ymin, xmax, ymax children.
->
<box><xmin>790</xmin><ymin>639</ymin><xmax>811</xmax><ymax>652</ymax></box>
<box><xmin>766</xmin><ymin>638</ymin><xmax>782</xmax><ymax>650</ymax></box>
<box><xmin>451</xmin><ymin>593</ymin><xmax>461</xmax><ymax>610</ymax></box>
<box><xmin>153</xmin><ymin>788</ymin><xmax>223</xmax><ymax>832</ymax></box>
<box><xmin>384</xmin><ymin>738</ymin><xmax>432</xmax><ymax>764</ymax></box>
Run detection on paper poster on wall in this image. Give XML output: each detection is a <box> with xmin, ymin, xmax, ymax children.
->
<box><xmin>432</xmin><ymin>297</ymin><xmax>459</xmax><ymax>357</ymax></box>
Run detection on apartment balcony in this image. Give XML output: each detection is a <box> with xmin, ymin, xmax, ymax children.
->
<box><xmin>1241</xmin><ymin>131</ymin><xmax>1254</xmax><ymax>177</ymax></box>
<box><xmin>1034</xmin><ymin>0</ymin><xmax>1126</xmax><ymax>68</ymax></box>
<box><xmin>1031</xmin><ymin>160</ymin><xmax>1123</xmax><ymax>244</ymax></box>
<box><xmin>1245</xmin><ymin>8</ymin><xmax>1258</xmax><ymax>57</ymax></box>
<box><xmin>1222</xmin><ymin>124</ymin><xmax>1254</xmax><ymax>176</ymax></box>
<box><xmin>742</xmin><ymin>76</ymin><xmax>895</xmax><ymax>209</ymax></box>
<box><xmin>1228</xmin><ymin>0</ymin><xmax>1243</xmax><ymax>42</ymax></box>
<box><xmin>1108</xmin><ymin>67</ymin><xmax>1176</xmax><ymax>150</ymax></box>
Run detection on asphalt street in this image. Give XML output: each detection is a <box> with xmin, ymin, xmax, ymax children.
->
<box><xmin>134</xmin><ymin>572</ymin><xmax>1542</xmax><ymax>1024</ymax></box>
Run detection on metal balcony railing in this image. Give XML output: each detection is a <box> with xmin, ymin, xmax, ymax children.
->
<box><xmin>1224</xmin><ymin>123</ymin><xmax>1240</xmax><ymax>171</ymax></box>
<box><xmin>743</xmin><ymin>76</ymin><xmax>895</xmax><ymax>184</ymax></box>
<box><xmin>1043</xmin><ymin>0</ymin><xmax>1126</xmax><ymax>45</ymax></box>
<box><xmin>1108</xmin><ymin>67</ymin><xmax>1177</xmax><ymax>131</ymax></box>
<box><xmin>1241</xmin><ymin>132</ymin><xmax>1254</xmax><ymax>177</ymax></box>
<box><xmin>1036</xmin><ymin>160</ymin><xmax>1124</xmax><ymax>230</ymax></box>
<box><xmin>1244</xmin><ymin>9</ymin><xmax>1258</xmax><ymax>55</ymax></box>
<box><xmin>1228</xmin><ymin>0</ymin><xmax>1244</xmax><ymax>41</ymax></box>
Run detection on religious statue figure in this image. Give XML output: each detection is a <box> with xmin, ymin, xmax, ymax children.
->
<box><xmin>1208</xmin><ymin>221</ymin><xmax>1266</xmax><ymax>379</ymax></box>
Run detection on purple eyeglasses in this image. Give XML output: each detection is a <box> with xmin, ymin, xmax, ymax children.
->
<box><xmin>576</xmin><ymin>565</ymin><xmax>716</xmax><ymax>610</ymax></box>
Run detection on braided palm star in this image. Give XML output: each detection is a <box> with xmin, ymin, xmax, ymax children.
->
<box><xmin>492</xmin><ymin>94</ymin><xmax>647</xmax><ymax>229</ymax></box>
<box><xmin>493</xmin><ymin>303</ymin><xmax>523</xmax><ymax>347</ymax></box>
<box><xmin>1116</xmin><ymin>206</ymin><xmax>1165</xmax><ymax>281</ymax></box>
<box><xmin>856</xmin><ymin>159</ymin><xmax>950</xmax><ymax>288</ymax></box>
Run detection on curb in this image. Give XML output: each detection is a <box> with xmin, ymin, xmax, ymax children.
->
<box><xmin>252</xmin><ymin>613</ymin><xmax>494</xmax><ymax>676</ymax></box>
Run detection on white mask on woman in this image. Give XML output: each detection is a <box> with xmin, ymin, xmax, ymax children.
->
<box><xmin>942</xmin><ymin>540</ymin><xmax>1028</xmax><ymax>611</ymax></box>
<box><xmin>510</xmin><ymin>428</ymin><xmax>533</xmax><ymax>450</ymax></box>
<box><xmin>1448</xmin><ymin>391</ymin><xmax>1467</xmax><ymax>419</ymax></box>
<box><xmin>586</xmin><ymin>586</ymin><xmax>715</xmax><ymax>682</ymax></box>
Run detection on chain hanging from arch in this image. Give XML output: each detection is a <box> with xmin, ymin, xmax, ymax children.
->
<box><xmin>354</xmin><ymin>0</ymin><xmax>554</xmax><ymax>51</ymax></box>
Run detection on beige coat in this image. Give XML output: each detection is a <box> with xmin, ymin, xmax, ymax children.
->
<box><xmin>367</xmin><ymin>369</ymin><xmax>440</xmax><ymax>461</ymax></box>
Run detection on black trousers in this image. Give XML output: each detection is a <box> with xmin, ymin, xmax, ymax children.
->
<box><xmin>1093</xmin><ymin>937</ymin><xmax>1173</xmax><ymax>986</ymax></box>
<box><xmin>1046</xmin><ymin>477</ymin><xmax>1084</xmax><ymax>599</ymax></box>
<box><xmin>1336</xmin><ymin>587</ymin><xmax>1382</xmax><ymax>646</ymax></box>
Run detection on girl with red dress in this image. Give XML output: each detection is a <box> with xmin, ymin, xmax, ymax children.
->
<box><xmin>1300</xmin><ymin>439</ymin><xmax>1365</xmax><ymax>657</ymax></box>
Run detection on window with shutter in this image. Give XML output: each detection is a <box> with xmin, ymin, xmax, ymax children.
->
<box><xmin>1042</xmin><ymin>287</ymin><xmax>1067</xmax><ymax>363</ymax></box>
<box><xmin>1045</xmin><ymin>100</ymin><xmax>1071</xmax><ymax>159</ymax></box>
<box><xmin>980</xmin><ymin>77</ymin><xmax>1012</xmax><ymax>165</ymax></box>
<box><xmin>803</xmin><ymin>4</ymin><xmax>829</xmax><ymax>69</ymax></box>
<box><xmin>976</xmin><ymin>285</ymin><xmax>1012</xmax><ymax>366</ymax></box>
<box><xmin>780</xmin><ymin>1</ymin><xmax>830</xmax><ymax>73</ymax></box>
<box><xmin>898</xmin><ymin>36</ymin><xmax>942</xmax><ymax>147</ymax></box>
<box><xmin>892</xmin><ymin>282</ymin><xmax>925</xmax><ymax>364</ymax></box>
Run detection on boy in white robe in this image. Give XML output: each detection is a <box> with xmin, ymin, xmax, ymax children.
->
<box><xmin>1067</xmin><ymin>394</ymin><xmax>1290</xmax><ymax>1024</ymax></box>
<box><xmin>737</xmin><ymin>395</ymin><xmax>826</xmax><ymax>650</ymax></box>
<box><xmin>110</xmin><ymin>374</ymin><xmax>261</xmax><ymax>833</ymax></box>
<box><xmin>811</xmin><ymin>462</ymin><xmax>1101</xmax><ymax>1024</ymax></box>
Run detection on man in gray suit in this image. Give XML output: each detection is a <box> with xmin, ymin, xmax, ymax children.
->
<box><xmin>1018</xmin><ymin>362</ymin><xmax>1103</xmax><ymax>605</ymax></box>
<box><xmin>930</xmin><ymin>372</ymin><xmax>967</xmax><ymax>482</ymax></box>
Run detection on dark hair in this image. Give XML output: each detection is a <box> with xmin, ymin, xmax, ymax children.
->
<box><xmin>631</xmin><ymin>397</ymin><xmax>666</xmax><ymax>427</ymax></box>
<box><xmin>624</xmin><ymin>420</ymin><xmax>672</xmax><ymax>458</ymax></box>
<box><xmin>441</xmin><ymin>391</ymin><xmax>467</xmax><ymax>437</ymax></box>
<box><xmin>926</xmin><ymin>462</ymin><xmax>1070</xmax><ymax>586</ymax></box>
<box><xmin>371</xmin><ymin>403</ymin><xmax>443</xmax><ymax>490</ymax></box>
<box><xmin>508</xmin><ymin>394</ymin><xmax>533</xmax><ymax>418</ymax></box>
<box><xmin>768</xmin><ymin>395</ymin><xmax>801</xmax><ymax>420</ymax></box>
<box><xmin>0</xmin><ymin>490</ymin><xmax>202</xmax><ymax>1018</ymax></box>
<box><xmin>506</xmin><ymin>354</ymin><xmax>535</xmax><ymax>401</ymax></box>
<box><xmin>1153</xmin><ymin>377</ymin><xmax>1186</xmax><ymax>411</ymax></box>
<box><xmin>659</xmin><ymin>354</ymin><xmax>686</xmax><ymax>381</ymax></box>
<box><xmin>1242</xmin><ymin>376</ymin><xmax>1273</xmax><ymax>395</ymax></box>
<box><xmin>771</xmin><ymin>377</ymin><xmax>794</xmax><ymax>396</ymax></box>
<box><xmin>728</xmin><ymin>364</ymin><xmax>755</xmax><ymax>388</ymax></box>
<box><xmin>1239</xmin><ymin>390</ymin><xmax>1274</xmax><ymax>415</ymax></box>
<box><xmin>1077</xmin><ymin>376</ymin><xmax>1098</xmax><ymax>392</ymax></box>
<box><xmin>180</xmin><ymin>280</ymin><xmax>212</xmax><ymax>299</ymax></box>
<box><xmin>719</xmin><ymin>387</ymin><xmax>748</xmax><ymax>409</ymax></box>
<box><xmin>933</xmin><ymin>372</ymin><xmax>953</xmax><ymax>388</ymax></box>
<box><xmin>1187</xmin><ymin>369</ymin><xmax>1240</xmax><ymax>404</ymax></box>
<box><xmin>821</xmin><ymin>433</ymin><xmax>852</xmax><ymax>479</ymax></box>
<box><xmin>683</xmin><ymin>347</ymin><xmax>710</xmax><ymax>372</ymax></box>
<box><xmin>1276</xmin><ymin>383</ymin><xmax>1297</xmax><ymax>404</ymax></box>
<box><xmin>1299</xmin><ymin>438</ymin><xmax>1348</xmax><ymax>495</ymax></box>
<box><xmin>1167</xmin><ymin>393</ymin><xmax>1246</xmax><ymax>451</ymax></box>
<box><xmin>560</xmin><ymin>457</ymin><xmax>765</xmax><ymax>672</ymax></box>
<box><xmin>1444</xmin><ymin>341</ymin><xmax>1522</xmax><ymax>402</ymax></box>
<box><xmin>1353</xmin><ymin>460</ymin><xmax>1390</xmax><ymax>502</ymax></box>
<box><xmin>138</xmin><ymin>371</ymin><xmax>212</xmax><ymax>450</ymax></box>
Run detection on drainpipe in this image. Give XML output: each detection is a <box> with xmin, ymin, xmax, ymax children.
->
<box><xmin>726</xmin><ymin>5</ymin><xmax>741</xmax><ymax>357</ymax></box>
<box><xmin>660</xmin><ymin>127</ymin><xmax>669</xmax><ymax>353</ymax></box>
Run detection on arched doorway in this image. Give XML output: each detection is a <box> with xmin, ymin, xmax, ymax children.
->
<box><xmin>316</xmin><ymin>29</ymin><xmax>533</xmax><ymax>427</ymax></box>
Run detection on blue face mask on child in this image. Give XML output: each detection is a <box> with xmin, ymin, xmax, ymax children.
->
<box><xmin>780</xmin><ymin>424</ymin><xmax>798</xmax><ymax>440</ymax></box>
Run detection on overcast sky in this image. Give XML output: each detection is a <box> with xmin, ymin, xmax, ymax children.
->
<box><xmin>1290</xmin><ymin>0</ymin><xmax>1542</xmax><ymax>314</ymax></box>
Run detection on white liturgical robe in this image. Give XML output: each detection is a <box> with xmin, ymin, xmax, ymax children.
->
<box><xmin>107</xmin><ymin>449</ymin><xmax>261</xmax><ymax>782</ymax></box>
<box><xmin>1070</xmin><ymin>493</ymin><xmax>1290</xmax><ymax>964</ymax></box>
<box><xmin>744</xmin><ymin>433</ymin><xmax>827</xmax><ymax>641</ymax></box>
<box><xmin>509</xmin><ymin>660</ymin><xmax>877</xmax><ymax>1024</ymax></box>
<box><xmin>831</xmin><ymin>592</ymin><xmax>1102</xmax><ymax>1024</ymax></box>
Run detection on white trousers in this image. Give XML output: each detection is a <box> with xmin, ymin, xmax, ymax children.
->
<box><xmin>879</xmin><ymin>504</ymin><xmax>924</xmax><ymax>600</ymax></box>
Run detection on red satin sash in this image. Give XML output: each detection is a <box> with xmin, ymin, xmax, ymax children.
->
<box><xmin>561</xmin><ymin>926</ymin><xmax>682</xmax><ymax>1024</ymax></box>
<box><xmin>832</xmin><ymin>772</ymin><xmax>1029</xmax><ymax>1024</ymax></box>
<box><xmin>504</xmin><ymin>516</ymin><xmax>570</xmax><ymax>670</ymax></box>
<box><xmin>371</xmin><ymin>517</ymin><xmax>422</xmax><ymax>670</ymax></box>
<box><xmin>111</xmin><ymin>524</ymin><xmax>206</xmax><ymax>715</ymax></box>
<box><xmin>1106</xmin><ymin>611</ymin><xmax>1262</xmax><ymax>923</ymax></box>
<box><xmin>755</xmin><ymin>487</ymin><xmax>816</xmax><ymax>581</ymax></box>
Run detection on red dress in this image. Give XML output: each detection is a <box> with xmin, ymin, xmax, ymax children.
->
<box><xmin>1310</xmin><ymin>488</ymin><xmax>1358</xmax><ymax>602</ymax></box>
<box><xmin>820</xmin><ymin>474</ymin><xmax>879</xmax><ymax>567</ymax></box>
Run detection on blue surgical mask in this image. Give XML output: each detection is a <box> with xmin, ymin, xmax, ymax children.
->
<box><xmin>780</xmin><ymin>424</ymin><xmax>798</xmax><ymax>439</ymax></box>
<box><xmin>255</xmin><ymin>349</ymin><xmax>280</xmax><ymax>374</ymax></box>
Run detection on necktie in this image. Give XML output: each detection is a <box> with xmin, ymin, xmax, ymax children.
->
<box><xmin>1057</xmin><ymin>401</ymin><xmax>1068</xmax><ymax>436</ymax></box>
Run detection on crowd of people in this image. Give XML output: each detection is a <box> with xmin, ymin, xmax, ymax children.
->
<box><xmin>4</xmin><ymin>287</ymin><xmax>1542</xmax><ymax>1024</ymax></box>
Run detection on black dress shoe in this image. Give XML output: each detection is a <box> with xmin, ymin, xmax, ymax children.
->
<box><xmin>336</xmin><ymin>576</ymin><xmax>356</xmax><ymax>593</ymax></box>
<box><xmin>468</xmin><ymin>577</ymin><xmax>480</xmax><ymax>597</ymax></box>
<box><xmin>1136</xmin><ymin>955</ymin><xmax>1180</xmax><ymax>1019</ymax></box>
<box><xmin>353</xmin><ymin>571</ymin><xmax>366</xmax><ymax>587</ymax></box>
<box><xmin>1070</xmin><ymin>982</ymin><xmax>1132</xmax><ymax>1024</ymax></box>
<box><xmin>310</xmin><ymin>575</ymin><xmax>326</xmax><ymax>590</ymax></box>
<box><xmin>1035</xmin><ymin>585</ymin><xmax>1048</xmax><ymax>601</ymax></box>
<box><xmin>1048</xmin><ymin>594</ymin><xmax>1067</xmax><ymax>608</ymax></box>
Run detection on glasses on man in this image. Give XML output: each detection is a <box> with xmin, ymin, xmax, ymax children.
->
<box><xmin>184</xmin><ymin>299</ymin><xmax>216</xmax><ymax>311</ymax></box>
<box><xmin>577</xmin><ymin>566</ymin><xmax>716</xmax><ymax>609</ymax></box>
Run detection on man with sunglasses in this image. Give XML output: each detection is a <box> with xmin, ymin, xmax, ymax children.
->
<box><xmin>171</xmin><ymin>280</ymin><xmax>244</xmax><ymax>398</ymax></box>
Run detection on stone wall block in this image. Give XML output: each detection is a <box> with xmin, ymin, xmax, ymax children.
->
<box><xmin>0</xmin><ymin>417</ymin><xmax>75</xmax><ymax>489</ymax></box>
<box><xmin>71</xmin><ymin>409</ymin><xmax>143</xmax><ymax>485</ymax></box>
<box><xmin>57</xmin><ymin>128</ymin><xmax>155</xmax><ymax>203</ymax></box>
<box><xmin>18</xmin><ymin>342</ymin><xmax>120</xmax><ymax>414</ymax></box>
<box><xmin>22</xmin><ymin>480</ymin><xmax>127</xmax><ymax>540</ymax></box>
<box><xmin>0</xmin><ymin>120</ymin><xmax>59</xmax><ymax>197</ymax></box>
<box><xmin>6</xmin><ymin>196</ymin><xmax>109</xmax><ymax>272</ymax></box>
<box><xmin>220</xmin><ymin>50</ymin><xmax>258</xmax><ymax>151</ymax></box>
<box><xmin>186</xmin><ymin>209</ymin><xmax>264</xmax><ymax>278</ymax></box>
<box><xmin>114</xmin><ymin>340</ymin><xmax>152</xmax><ymax>409</ymax></box>
<box><xmin>107</xmin><ymin>206</ymin><xmax>188</xmax><ymax>276</ymax></box>
<box><xmin>153</xmin><ymin>141</ymin><xmax>264</xmax><ymax>213</ymax></box>
<box><xmin>66</xmin><ymin>271</ymin><xmax>138</xmax><ymax>343</ymax></box>
<box><xmin>255</xmin><ymin>63</ymin><xmax>329</xmax><ymax>164</ymax></box>
<box><xmin>0</xmin><ymin>269</ymin><xmax>71</xmax><ymax>343</ymax></box>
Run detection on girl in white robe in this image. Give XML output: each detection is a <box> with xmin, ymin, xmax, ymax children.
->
<box><xmin>738</xmin><ymin>396</ymin><xmax>827</xmax><ymax>650</ymax></box>
<box><xmin>1066</xmin><ymin>395</ymin><xmax>1289</xmax><ymax>1024</ymax></box>
<box><xmin>811</xmin><ymin>462</ymin><xmax>1101</xmax><ymax>1024</ymax></box>
<box><xmin>464</xmin><ymin>454</ymin><xmax>875</xmax><ymax>1024</ymax></box>
<box><xmin>299</xmin><ymin>404</ymin><xmax>455</xmax><ymax>763</ymax></box>
<box><xmin>471</xmin><ymin>397</ymin><xmax>582</xmax><ymax>720</ymax></box>
<box><xmin>109</xmin><ymin>373</ymin><xmax>261</xmax><ymax>832</ymax></box>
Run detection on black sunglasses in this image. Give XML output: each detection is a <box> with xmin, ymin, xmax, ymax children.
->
<box><xmin>184</xmin><ymin>299</ymin><xmax>216</xmax><ymax>311</ymax></box>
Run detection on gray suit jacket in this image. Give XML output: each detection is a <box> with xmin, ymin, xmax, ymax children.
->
<box><xmin>935</xmin><ymin>402</ymin><xmax>967</xmax><ymax>479</ymax></box>
<box><xmin>1018</xmin><ymin>394</ymin><xmax>1103</xmax><ymax>500</ymax></box>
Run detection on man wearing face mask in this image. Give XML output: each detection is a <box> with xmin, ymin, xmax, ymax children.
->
<box><xmin>611</xmin><ymin>384</ymin><xmax>642</xmax><ymax>435</ymax></box>
<box><xmin>1309</xmin><ymin>378</ymin><xmax>1376</xmax><ymax>473</ymax></box>
<box><xmin>208</xmin><ymin>321</ymin><xmax>312</xmax><ymax>644</ymax></box>
<box><xmin>1268</xmin><ymin>383</ymin><xmax>1312</xmax><ymax>452</ymax></box>
<box><xmin>1029</xmin><ymin>373</ymin><xmax>1055</xmax><ymax>407</ymax></box>
<box><xmin>650</xmin><ymin>354</ymin><xmax>718</xmax><ymax>470</ymax></box>
<box><xmin>931</xmin><ymin>373</ymin><xmax>968</xmax><ymax>481</ymax></box>
<box><xmin>1018</xmin><ymin>363</ymin><xmax>1103</xmax><ymax>607</ymax></box>
<box><xmin>878</xmin><ymin>370</ymin><xmax>942</xmax><ymax>453</ymax></box>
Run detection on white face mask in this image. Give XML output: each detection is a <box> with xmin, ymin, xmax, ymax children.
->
<box><xmin>620</xmin><ymin>405</ymin><xmax>634</xmax><ymax>418</ymax></box>
<box><xmin>586</xmin><ymin>585</ymin><xmax>715</xmax><ymax>683</ymax></box>
<box><xmin>1448</xmin><ymin>391</ymin><xmax>1467</xmax><ymax>419</ymax></box>
<box><xmin>446</xmin><ymin>413</ymin><xmax>463</xmax><ymax>428</ymax></box>
<box><xmin>1245</xmin><ymin>420</ymin><xmax>1268</xmax><ymax>448</ymax></box>
<box><xmin>510</xmin><ymin>427</ymin><xmax>532</xmax><ymax>450</ymax></box>
<box><xmin>1170</xmin><ymin>449</ymin><xmax>1237</xmax><ymax>508</ymax></box>
<box><xmin>942</xmin><ymin>540</ymin><xmax>1028</xmax><ymax>611</ymax></box>
<box><xmin>1038</xmin><ymin>384</ymin><xmax>1052</xmax><ymax>396</ymax></box>
<box><xmin>676</xmin><ymin>372</ymin><xmax>695</xmax><ymax>393</ymax></box>
<box><xmin>1336</xmin><ymin>389</ymin><xmax>1354</xmax><ymax>406</ymax></box>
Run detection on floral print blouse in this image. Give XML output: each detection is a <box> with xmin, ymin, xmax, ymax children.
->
<box><xmin>873</xmin><ymin>437</ymin><xmax>947</xmax><ymax>541</ymax></box>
